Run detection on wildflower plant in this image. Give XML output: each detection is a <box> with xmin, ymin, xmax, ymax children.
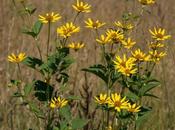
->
<box><xmin>8</xmin><ymin>0</ymin><xmax>171</xmax><ymax>130</ymax></box>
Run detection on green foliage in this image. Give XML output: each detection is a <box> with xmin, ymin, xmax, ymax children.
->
<box><xmin>34</xmin><ymin>80</ymin><xmax>54</xmax><ymax>101</ymax></box>
<box><xmin>71</xmin><ymin>118</ymin><xmax>89</xmax><ymax>130</ymax></box>
<box><xmin>22</xmin><ymin>20</ymin><xmax>43</xmax><ymax>38</ymax></box>
<box><xmin>29</xmin><ymin>102</ymin><xmax>45</xmax><ymax>119</ymax></box>
<box><xmin>82</xmin><ymin>64</ymin><xmax>108</xmax><ymax>84</ymax></box>
<box><xmin>23</xmin><ymin>56</ymin><xmax>43</xmax><ymax>69</ymax></box>
<box><xmin>136</xmin><ymin>106</ymin><xmax>152</xmax><ymax>129</ymax></box>
<box><xmin>24</xmin><ymin>82</ymin><xmax>33</xmax><ymax>96</ymax></box>
<box><xmin>39</xmin><ymin>48</ymin><xmax>74</xmax><ymax>75</ymax></box>
<box><xmin>8</xmin><ymin>79</ymin><xmax>21</xmax><ymax>87</ymax></box>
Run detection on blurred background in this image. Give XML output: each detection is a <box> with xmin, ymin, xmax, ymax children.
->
<box><xmin>0</xmin><ymin>0</ymin><xmax>175</xmax><ymax>129</ymax></box>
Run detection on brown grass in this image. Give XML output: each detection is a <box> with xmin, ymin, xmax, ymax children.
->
<box><xmin>1</xmin><ymin>0</ymin><xmax>175</xmax><ymax>129</ymax></box>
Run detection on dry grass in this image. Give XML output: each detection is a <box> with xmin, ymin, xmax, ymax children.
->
<box><xmin>0</xmin><ymin>0</ymin><xmax>175</xmax><ymax>129</ymax></box>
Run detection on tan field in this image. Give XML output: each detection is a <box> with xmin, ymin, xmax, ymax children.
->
<box><xmin>0</xmin><ymin>0</ymin><xmax>175</xmax><ymax>129</ymax></box>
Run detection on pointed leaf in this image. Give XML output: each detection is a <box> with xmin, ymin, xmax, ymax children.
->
<box><xmin>72</xmin><ymin>118</ymin><xmax>89</xmax><ymax>130</ymax></box>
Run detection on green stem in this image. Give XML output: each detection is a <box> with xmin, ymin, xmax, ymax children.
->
<box><xmin>35</xmin><ymin>38</ymin><xmax>43</xmax><ymax>60</ymax></box>
<box><xmin>17</xmin><ymin>63</ymin><xmax>22</xmax><ymax>80</ymax></box>
<box><xmin>47</xmin><ymin>22</ymin><xmax>51</xmax><ymax>57</ymax></box>
<box><xmin>112</xmin><ymin>112</ymin><xmax>117</xmax><ymax>129</ymax></box>
<box><xmin>102</xmin><ymin>110</ymin><xmax>105</xmax><ymax>130</ymax></box>
<box><xmin>73</xmin><ymin>12</ymin><xmax>80</xmax><ymax>24</ymax></box>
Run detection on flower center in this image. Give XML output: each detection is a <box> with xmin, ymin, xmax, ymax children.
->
<box><xmin>114</xmin><ymin>101</ymin><xmax>121</xmax><ymax>107</ymax></box>
<box><xmin>157</xmin><ymin>33</ymin><xmax>163</xmax><ymax>38</ymax></box>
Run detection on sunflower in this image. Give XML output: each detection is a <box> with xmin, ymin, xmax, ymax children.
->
<box><xmin>108</xmin><ymin>93</ymin><xmax>129</xmax><ymax>112</ymax></box>
<box><xmin>8</xmin><ymin>52</ymin><xmax>26</xmax><ymax>63</ymax></box>
<box><xmin>114</xmin><ymin>21</ymin><xmax>134</xmax><ymax>30</ymax></box>
<box><xmin>39</xmin><ymin>12</ymin><xmax>61</xmax><ymax>23</ymax></box>
<box><xmin>106</xmin><ymin>29</ymin><xmax>124</xmax><ymax>44</ymax></box>
<box><xmin>138</xmin><ymin>0</ymin><xmax>155</xmax><ymax>5</ymax></box>
<box><xmin>149</xmin><ymin>27</ymin><xmax>171</xmax><ymax>41</ymax></box>
<box><xmin>68</xmin><ymin>42</ymin><xmax>85</xmax><ymax>51</ymax></box>
<box><xmin>57</xmin><ymin>22</ymin><xmax>80</xmax><ymax>38</ymax></box>
<box><xmin>127</xmin><ymin>103</ymin><xmax>141</xmax><ymax>113</ymax></box>
<box><xmin>94</xmin><ymin>94</ymin><xmax>109</xmax><ymax>105</ymax></box>
<box><xmin>96</xmin><ymin>34</ymin><xmax>111</xmax><ymax>45</ymax></box>
<box><xmin>72</xmin><ymin>0</ymin><xmax>91</xmax><ymax>13</ymax></box>
<box><xmin>131</xmin><ymin>49</ymin><xmax>150</xmax><ymax>62</ymax></box>
<box><xmin>85</xmin><ymin>18</ymin><xmax>105</xmax><ymax>29</ymax></box>
<box><xmin>50</xmin><ymin>97</ymin><xmax>68</xmax><ymax>109</ymax></box>
<box><xmin>121</xmin><ymin>37</ymin><xmax>136</xmax><ymax>49</ymax></box>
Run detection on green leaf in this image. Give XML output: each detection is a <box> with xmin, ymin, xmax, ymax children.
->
<box><xmin>110</xmin><ymin>70</ymin><xmax>121</xmax><ymax>86</ymax></box>
<box><xmin>56</xmin><ymin>72</ymin><xmax>69</xmax><ymax>84</ymax></box>
<box><xmin>136</xmin><ymin>107</ymin><xmax>152</xmax><ymax>129</ymax></box>
<box><xmin>139</xmin><ymin>80</ymin><xmax>160</xmax><ymax>96</ymax></box>
<box><xmin>59</xmin><ymin>121</ymin><xmax>69</xmax><ymax>130</ymax></box>
<box><xmin>22</xmin><ymin>56</ymin><xmax>43</xmax><ymax>69</ymax></box>
<box><xmin>24</xmin><ymin>83</ymin><xmax>33</xmax><ymax>96</ymax></box>
<box><xmin>29</xmin><ymin>102</ymin><xmax>44</xmax><ymax>119</ymax></box>
<box><xmin>82</xmin><ymin>64</ymin><xmax>108</xmax><ymax>84</ymax></box>
<box><xmin>22</xmin><ymin>20</ymin><xmax>42</xmax><ymax>38</ymax></box>
<box><xmin>39</xmin><ymin>48</ymin><xmax>72</xmax><ymax>75</ymax></box>
<box><xmin>22</xmin><ymin>29</ymin><xmax>37</xmax><ymax>38</ymax></box>
<box><xmin>53</xmin><ymin>127</ymin><xmax>59</xmax><ymax>130</ymax></box>
<box><xmin>71</xmin><ymin>118</ymin><xmax>89</xmax><ymax>130</ymax></box>
<box><xmin>13</xmin><ymin>92</ymin><xmax>23</xmax><ymax>97</ymax></box>
<box><xmin>25</xmin><ymin>6</ymin><xmax>37</xmax><ymax>15</ymax></box>
<box><xmin>59</xmin><ymin>106</ymin><xmax>72</xmax><ymax>121</ymax></box>
<box><xmin>144</xmin><ymin>93</ymin><xmax>159</xmax><ymax>99</ymax></box>
<box><xmin>34</xmin><ymin>80</ymin><xmax>54</xmax><ymax>101</ymax></box>
<box><xmin>124</xmin><ymin>91</ymin><xmax>140</xmax><ymax>102</ymax></box>
<box><xmin>32</xmin><ymin>20</ymin><xmax>43</xmax><ymax>35</ymax></box>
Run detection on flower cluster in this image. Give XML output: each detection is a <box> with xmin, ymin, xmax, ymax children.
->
<box><xmin>148</xmin><ymin>27</ymin><xmax>171</xmax><ymax>63</ymax></box>
<box><xmin>95</xmin><ymin>93</ymin><xmax>141</xmax><ymax>113</ymax></box>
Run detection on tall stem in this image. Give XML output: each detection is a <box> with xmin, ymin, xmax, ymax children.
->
<box><xmin>17</xmin><ymin>63</ymin><xmax>22</xmax><ymax>80</ymax></box>
<box><xmin>47</xmin><ymin>22</ymin><xmax>51</xmax><ymax>57</ymax></box>
<box><xmin>35</xmin><ymin>38</ymin><xmax>43</xmax><ymax>60</ymax></box>
<box><xmin>73</xmin><ymin>12</ymin><xmax>80</xmax><ymax>24</ymax></box>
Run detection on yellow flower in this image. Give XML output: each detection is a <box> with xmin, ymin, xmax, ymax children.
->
<box><xmin>68</xmin><ymin>42</ymin><xmax>85</xmax><ymax>51</ymax></box>
<box><xmin>118</xmin><ymin>64</ymin><xmax>137</xmax><ymax>76</ymax></box>
<box><xmin>94</xmin><ymin>94</ymin><xmax>109</xmax><ymax>105</ymax></box>
<box><xmin>114</xmin><ymin>21</ymin><xmax>134</xmax><ymax>30</ymax></box>
<box><xmin>106</xmin><ymin>29</ymin><xmax>124</xmax><ymax>44</ymax></box>
<box><xmin>138</xmin><ymin>0</ymin><xmax>155</xmax><ymax>5</ymax></box>
<box><xmin>96</xmin><ymin>35</ymin><xmax>111</xmax><ymax>45</ymax></box>
<box><xmin>121</xmin><ymin>38</ymin><xmax>136</xmax><ymax>49</ymax></box>
<box><xmin>149</xmin><ymin>50</ymin><xmax>166</xmax><ymax>62</ymax></box>
<box><xmin>113</xmin><ymin>54</ymin><xmax>135</xmax><ymax>69</ymax></box>
<box><xmin>127</xmin><ymin>103</ymin><xmax>141</xmax><ymax>113</ymax></box>
<box><xmin>8</xmin><ymin>52</ymin><xmax>26</xmax><ymax>63</ymax></box>
<box><xmin>149</xmin><ymin>27</ymin><xmax>171</xmax><ymax>41</ymax></box>
<box><xmin>131</xmin><ymin>49</ymin><xmax>150</xmax><ymax>62</ymax></box>
<box><xmin>57</xmin><ymin>22</ymin><xmax>80</xmax><ymax>38</ymax></box>
<box><xmin>50</xmin><ymin>97</ymin><xmax>68</xmax><ymax>109</ymax></box>
<box><xmin>39</xmin><ymin>12</ymin><xmax>61</xmax><ymax>24</ymax></box>
<box><xmin>113</xmin><ymin>55</ymin><xmax>137</xmax><ymax>76</ymax></box>
<box><xmin>106</xmin><ymin>126</ymin><xmax>112</xmax><ymax>130</ymax></box>
<box><xmin>108</xmin><ymin>93</ymin><xmax>129</xmax><ymax>112</ymax></box>
<box><xmin>72</xmin><ymin>0</ymin><xmax>91</xmax><ymax>13</ymax></box>
<box><xmin>148</xmin><ymin>42</ymin><xmax>165</xmax><ymax>50</ymax></box>
<box><xmin>85</xmin><ymin>18</ymin><xmax>105</xmax><ymax>29</ymax></box>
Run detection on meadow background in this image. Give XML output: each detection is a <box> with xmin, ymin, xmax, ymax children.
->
<box><xmin>0</xmin><ymin>0</ymin><xmax>175</xmax><ymax>129</ymax></box>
